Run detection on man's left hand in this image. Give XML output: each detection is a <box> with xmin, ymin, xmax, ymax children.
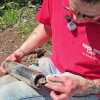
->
<box><xmin>45</xmin><ymin>76</ymin><xmax>86</xmax><ymax>100</ymax></box>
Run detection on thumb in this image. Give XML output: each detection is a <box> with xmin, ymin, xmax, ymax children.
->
<box><xmin>0</xmin><ymin>60</ymin><xmax>7</xmax><ymax>74</ymax></box>
<box><xmin>0</xmin><ymin>65</ymin><xmax>7</xmax><ymax>74</ymax></box>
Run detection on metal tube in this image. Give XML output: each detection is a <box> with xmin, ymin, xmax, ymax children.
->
<box><xmin>3</xmin><ymin>60</ymin><xmax>46</xmax><ymax>88</ymax></box>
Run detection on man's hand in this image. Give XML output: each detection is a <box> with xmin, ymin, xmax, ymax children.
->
<box><xmin>45</xmin><ymin>76</ymin><xmax>86</xmax><ymax>100</ymax></box>
<box><xmin>0</xmin><ymin>49</ymin><xmax>24</xmax><ymax>74</ymax></box>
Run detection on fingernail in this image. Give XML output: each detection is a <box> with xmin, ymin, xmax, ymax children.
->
<box><xmin>45</xmin><ymin>84</ymin><xmax>48</xmax><ymax>87</ymax></box>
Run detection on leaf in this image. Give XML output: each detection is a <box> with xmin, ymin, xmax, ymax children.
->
<box><xmin>0</xmin><ymin>5</ymin><xmax>5</xmax><ymax>10</ymax></box>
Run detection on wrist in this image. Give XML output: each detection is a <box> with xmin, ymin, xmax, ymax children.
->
<box><xmin>79</xmin><ymin>79</ymin><xmax>95</xmax><ymax>94</ymax></box>
<box><xmin>77</xmin><ymin>79</ymin><xmax>88</xmax><ymax>94</ymax></box>
<box><xmin>14</xmin><ymin>48</ymin><xmax>26</xmax><ymax>58</ymax></box>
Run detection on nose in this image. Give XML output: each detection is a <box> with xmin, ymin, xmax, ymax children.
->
<box><xmin>73</xmin><ymin>14</ymin><xmax>86</xmax><ymax>23</ymax></box>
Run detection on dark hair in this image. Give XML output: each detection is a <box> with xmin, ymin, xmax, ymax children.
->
<box><xmin>81</xmin><ymin>0</ymin><xmax>99</xmax><ymax>4</ymax></box>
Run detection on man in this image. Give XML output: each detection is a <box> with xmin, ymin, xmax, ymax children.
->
<box><xmin>0</xmin><ymin>0</ymin><xmax>100</xmax><ymax>100</ymax></box>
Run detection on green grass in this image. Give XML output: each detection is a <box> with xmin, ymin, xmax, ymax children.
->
<box><xmin>17</xmin><ymin>7</ymin><xmax>39</xmax><ymax>34</ymax></box>
<box><xmin>1</xmin><ymin>0</ymin><xmax>39</xmax><ymax>5</ymax></box>
<box><xmin>0</xmin><ymin>7</ymin><xmax>19</xmax><ymax>28</ymax></box>
<box><xmin>0</xmin><ymin>3</ymin><xmax>52</xmax><ymax>46</ymax></box>
<box><xmin>3</xmin><ymin>8</ymin><xmax>18</xmax><ymax>27</ymax></box>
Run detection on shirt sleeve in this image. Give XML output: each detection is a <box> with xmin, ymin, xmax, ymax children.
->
<box><xmin>36</xmin><ymin>0</ymin><xmax>52</xmax><ymax>26</ymax></box>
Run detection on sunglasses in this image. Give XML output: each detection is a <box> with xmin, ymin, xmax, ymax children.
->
<box><xmin>62</xmin><ymin>1</ymin><xmax>100</xmax><ymax>24</ymax></box>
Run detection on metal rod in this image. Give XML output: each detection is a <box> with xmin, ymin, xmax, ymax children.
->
<box><xmin>3</xmin><ymin>60</ymin><xmax>46</xmax><ymax>88</ymax></box>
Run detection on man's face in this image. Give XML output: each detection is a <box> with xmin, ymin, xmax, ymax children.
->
<box><xmin>69</xmin><ymin>0</ymin><xmax>100</xmax><ymax>23</ymax></box>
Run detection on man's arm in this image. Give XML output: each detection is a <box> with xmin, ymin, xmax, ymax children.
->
<box><xmin>45</xmin><ymin>76</ymin><xmax>100</xmax><ymax>100</ymax></box>
<box><xmin>81</xmin><ymin>79</ymin><xmax>100</xmax><ymax>94</ymax></box>
<box><xmin>0</xmin><ymin>23</ymin><xmax>52</xmax><ymax>74</ymax></box>
<box><xmin>15</xmin><ymin>23</ymin><xmax>52</xmax><ymax>58</ymax></box>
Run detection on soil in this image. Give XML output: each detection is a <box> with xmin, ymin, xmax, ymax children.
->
<box><xmin>0</xmin><ymin>27</ymin><xmax>52</xmax><ymax>77</ymax></box>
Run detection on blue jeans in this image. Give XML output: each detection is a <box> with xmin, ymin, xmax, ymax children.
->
<box><xmin>0</xmin><ymin>57</ymin><xmax>99</xmax><ymax>100</ymax></box>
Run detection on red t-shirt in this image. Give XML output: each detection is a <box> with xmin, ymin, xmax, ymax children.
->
<box><xmin>36</xmin><ymin>0</ymin><xmax>100</xmax><ymax>80</ymax></box>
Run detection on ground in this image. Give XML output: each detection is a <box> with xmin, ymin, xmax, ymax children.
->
<box><xmin>0</xmin><ymin>27</ymin><xmax>52</xmax><ymax>77</ymax></box>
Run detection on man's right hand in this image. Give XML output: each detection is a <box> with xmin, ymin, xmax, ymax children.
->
<box><xmin>0</xmin><ymin>49</ymin><xmax>23</xmax><ymax>74</ymax></box>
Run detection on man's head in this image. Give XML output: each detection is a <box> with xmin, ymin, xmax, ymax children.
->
<box><xmin>69</xmin><ymin>0</ymin><xmax>100</xmax><ymax>23</ymax></box>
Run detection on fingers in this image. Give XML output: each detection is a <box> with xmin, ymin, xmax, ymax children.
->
<box><xmin>0</xmin><ymin>52</ymin><xmax>22</xmax><ymax>74</ymax></box>
<box><xmin>0</xmin><ymin>54</ymin><xmax>16</xmax><ymax>74</ymax></box>
<box><xmin>0</xmin><ymin>62</ymin><xmax>7</xmax><ymax>74</ymax></box>
<box><xmin>45</xmin><ymin>83</ymin><xmax>65</xmax><ymax>93</ymax></box>
<box><xmin>50</xmin><ymin>90</ymin><xmax>69</xmax><ymax>100</ymax></box>
<box><xmin>47</xmin><ymin>76</ymin><xmax>66</xmax><ymax>83</ymax></box>
<box><xmin>7</xmin><ymin>54</ymin><xmax>17</xmax><ymax>62</ymax></box>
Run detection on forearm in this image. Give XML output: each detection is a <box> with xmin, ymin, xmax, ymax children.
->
<box><xmin>81</xmin><ymin>79</ymin><xmax>100</xmax><ymax>94</ymax></box>
<box><xmin>14</xmin><ymin>23</ymin><xmax>52</xmax><ymax>58</ymax></box>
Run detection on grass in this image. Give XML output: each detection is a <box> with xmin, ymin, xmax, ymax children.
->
<box><xmin>2</xmin><ymin>8</ymin><xmax>19</xmax><ymax>28</ymax></box>
<box><xmin>17</xmin><ymin>7</ymin><xmax>39</xmax><ymax>34</ymax></box>
<box><xmin>0</xmin><ymin>2</ymin><xmax>52</xmax><ymax>46</ymax></box>
<box><xmin>1</xmin><ymin>0</ymin><xmax>39</xmax><ymax>5</ymax></box>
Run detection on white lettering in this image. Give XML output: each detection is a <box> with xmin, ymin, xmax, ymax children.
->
<box><xmin>93</xmin><ymin>49</ymin><xmax>100</xmax><ymax>54</ymax></box>
<box><xmin>82</xmin><ymin>43</ymin><xmax>92</xmax><ymax>50</ymax></box>
<box><xmin>83</xmin><ymin>43</ymin><xmax>100</xmax><ymax>55</ymax></box>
